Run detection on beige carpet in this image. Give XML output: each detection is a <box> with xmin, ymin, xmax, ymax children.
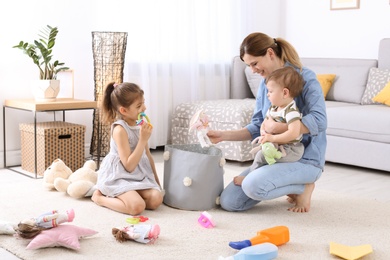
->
<box><xmin>1</xmin><ymin>167</ymin><xmax>389</xmax><ymax>260</ymax></box>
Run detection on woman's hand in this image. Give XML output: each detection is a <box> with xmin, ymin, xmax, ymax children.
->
<box><xmin>206</xmin><ymin>129</ymin><xmax>223</xmax><ymax>144</ymax></box>
<box><xmin>262</xmin><ymin>116</ymin><xmax>287</xmax><ymax>135</ymax></box>
<box><xmin>260</xmin><ymin>133</ymin><xmax>274</xmax><ymax>144</ymax></box>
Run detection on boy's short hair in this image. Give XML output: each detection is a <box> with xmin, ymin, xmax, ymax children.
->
<box><xmin>265</xmin><ymin>67</ymin><xmax>304</xmax><ymax>98</ymax></box>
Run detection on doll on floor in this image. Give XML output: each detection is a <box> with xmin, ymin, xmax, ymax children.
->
<box><xmin>16</xmin><ymin>209</ymin><xmax>75</xmax><ymax>239</ymax></box>
<box><xmin>112</xmin><ymin>224</ymin><xmax>160</xmax><ymax>244</ymax></box>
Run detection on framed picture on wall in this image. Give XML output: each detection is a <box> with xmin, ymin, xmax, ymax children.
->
<box><xmin>330</xmin><ymin>0</ymin><xmax>360</xmax><ymax>10</ymax></box>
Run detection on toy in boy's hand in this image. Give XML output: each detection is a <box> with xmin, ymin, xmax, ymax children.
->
<box><xmin>16</xmin><ymin>209</ymin><xmax>75</xmax><ymax>239</ymax></box>
<box><xmin>136</xmin><ymin>112</ymin><xmax>153</xmax><ymax>127</ymax></box>
<box><xmin>229</xmin><ymin>225</ymin><xmax>289</xmax><ymax>250</ymax></box>
<box><xmin>198</xmin><ymin>211</ymin><xmax>215</xmax><ymax>228</ymax></box>
<box><xmin>250</xmin><ymin>141</ymin><xmax>286</xmax><ymax>165</ymax></box>
<box><xmin>189</xmin><ymin>110</ymin><xmax>213</xmax><ymax>148</ymax></box>
<box><xmin>112</xmin><ymin>224</ymin><xmax>160</xmax><ymax>244</ymax></box>
<box><xmin>219</xmin><ymin>243</ymin><xmax>278</xmax><ymax>260</ymax></box>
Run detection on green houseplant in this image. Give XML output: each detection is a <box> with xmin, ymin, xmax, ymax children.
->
<box><xmin>13</xmin><ymin>25</ymin><xmax>69</xmax><ymax>101</ymax></box>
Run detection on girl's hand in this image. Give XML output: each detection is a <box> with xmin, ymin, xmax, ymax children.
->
<box><xmin>139</xmin><ymin>122</ymin><xmax>153</xmax><ymax>142</ymax></box>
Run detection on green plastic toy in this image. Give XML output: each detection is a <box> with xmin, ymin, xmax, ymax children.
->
<box><xmin>260</xmin><ymin>142</ymin><xmax>283</xmax><ymax>165</ymax></box>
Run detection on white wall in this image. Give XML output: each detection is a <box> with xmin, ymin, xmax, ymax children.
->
<box><xmin>0</xmin><ymin>0</ymin><xmax>280</xmax><ymax>167</ymax></box>
<box><xmin>283</xmin><ymin>0</ymin><xmax>390</xmax><ymax>59</ymax></box>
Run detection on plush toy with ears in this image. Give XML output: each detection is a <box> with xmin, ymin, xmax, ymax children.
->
<box><xmin>250</xmin><ymin>141</ymin><xmax>286</xmax><ymax>165</ymax></box>
<box><xmin>42</xmin><ymin>159</ymin><xmax>73</xmax><ymax>190</ymax></box>
<box><xmin>54</xmin><ymin>160</ymin><xmax>97</xmax><ymax>199</ymax></box>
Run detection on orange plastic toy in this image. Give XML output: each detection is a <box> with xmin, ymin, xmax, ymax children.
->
<box><xmin>229</xmin><ymin>225</ymin><xmax>290</xmax><ymax>250</ymax></box>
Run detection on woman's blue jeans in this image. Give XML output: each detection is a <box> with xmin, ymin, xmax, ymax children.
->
<box><xmin>220</xmin><ymin>161</ymin><xmax>322</xmax><ymax>212</ymax></box>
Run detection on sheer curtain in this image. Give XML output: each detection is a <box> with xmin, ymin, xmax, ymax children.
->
<box><xmin>105</xmin><ymin>0</ymin><xmax>253</xmax><ymax>148</ymax></box>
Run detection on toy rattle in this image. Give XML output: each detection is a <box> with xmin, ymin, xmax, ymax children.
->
<box><xmin>198</xmin><ymin>211</ymin><xmax>215</xmax><ymax>228</ymax></box>
<box><xmin>136</xmin><ymin>112</ymin><xmax>152</xmax><ymax>127</ymax></box>
<box><xmin>229</xmin><ymin>225</ymin><xmax>289</xmax><ymax>250</ymax></box>
<box><xmin>126</xmin><ymin>215</ymin><xmax>149</xmax><ymax>224</ymax></box>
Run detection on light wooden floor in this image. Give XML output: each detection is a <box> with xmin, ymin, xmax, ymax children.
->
<box><xmin>1</xmin><ymin>149</ymin><xmax>389</xmax><ymax>259</ymax></box>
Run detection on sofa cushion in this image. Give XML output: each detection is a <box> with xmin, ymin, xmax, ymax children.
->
<box><xmin>317</xmin><ymin>74</ymin><xmax>336</xmax><ymax>99</ymax></box>
<box><xmin>361</xmin><ymin>68</ymin><xmax>390</xmax><ymax>105</ymax></box>
<box><xmin>301</xmin><ymin>58</ymin><xmax>377</xmax><ymax>104</ymax></box>
<box><xmin>372</xmin><ymin>81</ymin><xmax>390</xmax><ymax>106</ymax></box>
<box><xmin>326</xmin><ymin>101</ymin><xmax>390</xmax><ymax>143</ymax></box>
<box><xmin>231</xmin><ymin>56</ymin><xmax>255</xmax><ymax>99</ymax></box>
<box><xmin>245</xmin><ymin>66</ymin><xmax>262</xmax><ymax>97</ymax></box>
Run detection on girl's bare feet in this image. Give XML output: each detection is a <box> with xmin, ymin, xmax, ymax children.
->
<box><xmin>91</xmin><ymin>189</ymin><xmax>103</xmax><ymax>206</ymax></box>
<box><xmin>288</xmin><ymin>183</ymin><xmax>315</xmax><ymax>213</ymax></box>
<box><xmin>233</xmin><ymin>176</ymin><xmax>245</xmax><ymax>186</ymax></box>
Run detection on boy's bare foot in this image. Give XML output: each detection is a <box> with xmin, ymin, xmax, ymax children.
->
<box><xmin>288</xmin><ymin>183</ymin><xmax>315</xmax><ymax>213</ymax></box>
<box><xmin>91</xmin><ymin>189</ymin><xmax>103</xmax><ymax>206</ymax></box>
<box><xmin>233</xmin><ymin>176</ymin><xmax>245</xmax><ymax>186</ymax></box>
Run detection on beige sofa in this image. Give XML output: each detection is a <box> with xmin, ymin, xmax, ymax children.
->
<box><xmin>171</xmin><ymin>38</ymin><xmax>390</xmax><ymax>172</ymax></box>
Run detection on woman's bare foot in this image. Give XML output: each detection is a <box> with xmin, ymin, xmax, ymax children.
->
<box><xmin>286</xmin><ymin>194</ymin><xmax>296</xmax><ymax>204</ymax></box>
<box><xmin>233</xmin><ymin>176</ymin><xmax>245</xmax><ymax>186</ymax></box>
<box><xmin>288</xmin><ymin>183</ymin><xmax>315</xmax><ymax>213</ymax></box>
<box><xmin>91</xmin><ymin>189</ymin><xmax>103</xmax><ymax>206</ymax></box>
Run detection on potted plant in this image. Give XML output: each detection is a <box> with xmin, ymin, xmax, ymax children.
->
<box><xmin>13</xmin><ymin>25</ymin><xmax>69</xmax><ymax>101</ymax></box>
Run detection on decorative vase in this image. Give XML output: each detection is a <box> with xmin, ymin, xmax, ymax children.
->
<box><xmin>31</xmin><ymin>79</ymin><xmax>60</xmax><ymax>102</ymax></box>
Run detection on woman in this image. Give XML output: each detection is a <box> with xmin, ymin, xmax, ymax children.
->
<box><xmin>207</xmin><ymin>32</ymin><xmax>327</xmax><ymax>213</ymax></box>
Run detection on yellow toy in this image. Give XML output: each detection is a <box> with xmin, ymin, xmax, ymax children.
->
<box><xmin>330</xmin><ymin>241</ymin><xmax>373</xmax><ymax>260</ymax></box>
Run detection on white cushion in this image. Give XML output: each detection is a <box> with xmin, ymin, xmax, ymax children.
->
<box><xmin>244</xmin><ymin>67</ymin><xmax>262</xmax><ymax>97</ymax></box>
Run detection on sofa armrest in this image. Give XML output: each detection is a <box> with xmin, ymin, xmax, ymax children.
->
<box><xmin>230</xmin><ymin>56</ymin><xmax>255</xmax><ymax>99</ymax></box>
<box><xmin>378</xmin><ymin>38</ymin><xmax>390</xmax><ymax>69</ymax></box>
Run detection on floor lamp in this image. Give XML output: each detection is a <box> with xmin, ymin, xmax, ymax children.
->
<box><xmin>90</xmin><ymin>31</ymin><xmax>128</xmax><ymax>166</ymax></box>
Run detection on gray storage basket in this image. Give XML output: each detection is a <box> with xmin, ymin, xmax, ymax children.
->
<box><xmin>163</xmin><ymin>144</ymin><xmax>225</xmax><ymax>211</ymax></box>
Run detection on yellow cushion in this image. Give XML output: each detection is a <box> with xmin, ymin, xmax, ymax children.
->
<box><xmin>372</xmin><ymin>81</ymin><xmax>390</xmax><ymax>106</ymax></box>
<box><xmin>317</xmin><ymin>74</ymin><xmax>336</xmax><ymax>99</ymax></box>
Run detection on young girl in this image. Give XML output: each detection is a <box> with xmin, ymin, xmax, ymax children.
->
<box><xmin>92</xmin><ymin>82</ymin><xmax>163</xmax><ymax>215</ymax></box>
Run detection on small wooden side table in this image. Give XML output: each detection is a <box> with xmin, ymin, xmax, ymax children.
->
<box><xmin>3</xmin><ymin>98</ymin><xmax>99</xmax><ymax>178</ymax></box>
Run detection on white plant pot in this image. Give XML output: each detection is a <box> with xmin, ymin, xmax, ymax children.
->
<box><xmin>31</xmin><ymin>79</ymin><xmax>60</xmax><ymax>102</ymax></box>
